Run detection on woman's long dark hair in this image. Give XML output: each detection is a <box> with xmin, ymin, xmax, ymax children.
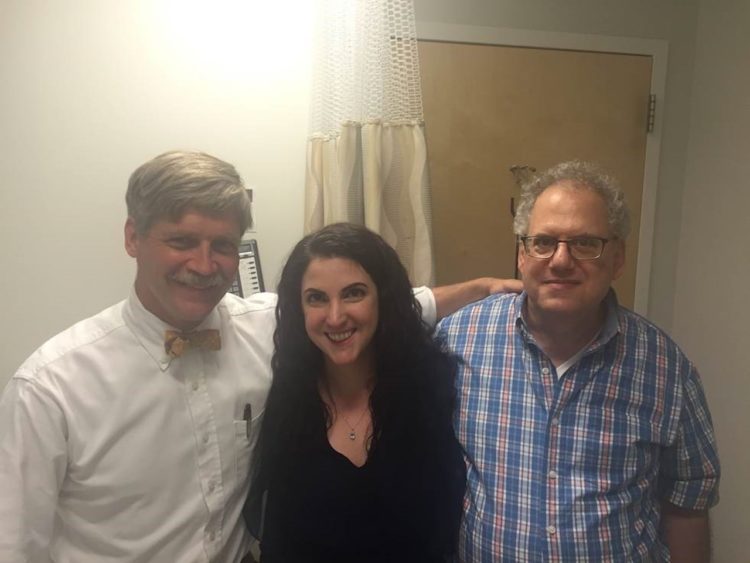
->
<box><xmin>245</xmin><ymin>223</ymin><xmax>460</xmax><ymax>538</ymax></box>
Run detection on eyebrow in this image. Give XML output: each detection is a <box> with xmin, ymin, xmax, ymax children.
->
<box><xmin>530</xmin><ymin>231</ymin><xmax>605</xmax><ymax>238</ymax></box>
<box><xmin>302</xmin><ymin>282</ymin><xmax>369</xmax><ymax>293</ymax></box>
<box><xmin>161</xmin><ymin>231</ymin><xmax>240</xmax><ymax>243</ymax></box>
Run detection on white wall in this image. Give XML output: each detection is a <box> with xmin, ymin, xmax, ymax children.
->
<box><xmin>672</xmin><ymin>1</ymin><xmax>750</xmax><ymax>561</ymax></box>
<box><xmin>0</xmin><ymin>1</ymin><xmax>313</xmax><ymax>387</ymax></box>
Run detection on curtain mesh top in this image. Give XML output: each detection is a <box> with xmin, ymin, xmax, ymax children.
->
<box><xmin>310</xmin><ymin>0</ymin><xmax>424</xmax><ymax>136</ymax></box>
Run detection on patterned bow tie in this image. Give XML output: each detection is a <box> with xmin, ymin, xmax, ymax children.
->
<box><xmin>164</xmin><ymin>329</ymin><xmax>221</xmax><ymax>358</ymax></box>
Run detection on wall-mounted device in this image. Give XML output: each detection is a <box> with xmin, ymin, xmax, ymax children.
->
<box><xmin>229</xmin><ymin>239</ymin><xmax>265</xmax><ymax>297</ymax></box>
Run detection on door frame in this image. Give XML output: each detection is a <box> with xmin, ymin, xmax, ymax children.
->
<box><xmin>417</xmin><ymin>23</ymin><xmax>668</xmax><ymax>316</ymax></box>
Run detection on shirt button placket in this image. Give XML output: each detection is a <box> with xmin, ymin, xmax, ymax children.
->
<box><xmin>186</xmin><ymin>364</ymin><xmax>224</xmax><ymax>560</ymax></box>
<box><xmin>546</xmin><ymin>411</ymin><xmax>561</xmax><ymax>559</ymax></box>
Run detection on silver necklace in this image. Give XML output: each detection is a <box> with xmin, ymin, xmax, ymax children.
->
<box><xmin>339</xmin><ymin>407</ymin><xmax>369</xmax><ymax>440</ymax></box>
<box><xmin>322</xmin><ymin>382</ymin><xmax>371</xmax><ymax>440</ymax></box>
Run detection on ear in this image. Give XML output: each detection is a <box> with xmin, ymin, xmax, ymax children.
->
<box><xmin>517</xmin><ymin>239</ymin><xmax>527</xmax><ymax>279</ymax></box>
<box><xmin>611</xmin><ymin>239</ymin><xmax>626</xmax><ymax>281</ymax></box>
<box><xmin>124</xmin><ymin>217</ymin><xmax>139</xmax><ymax>258</ymax></box>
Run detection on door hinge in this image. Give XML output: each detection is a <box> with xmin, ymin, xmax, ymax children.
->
<box><xmin>647</xmin><ymin>94</ymin><xmax>656</xmax><ymax>133</ymax></box>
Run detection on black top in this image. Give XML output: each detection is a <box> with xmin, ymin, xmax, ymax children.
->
<box><xmin>256</xmin><ymin>417</ymin><xmax>465</xmax><ymax>563</ymax></box>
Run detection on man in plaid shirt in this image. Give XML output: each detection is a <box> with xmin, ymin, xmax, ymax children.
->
<box><xmin>437</xmin><ymin>161</ymin><xmax>720</xmax><ymax>562</ymax></box>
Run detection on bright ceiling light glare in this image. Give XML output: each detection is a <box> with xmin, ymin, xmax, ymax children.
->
<box><xmin>160</xmin><ymin>0</ymin><xmax>313</xmax><ymax>82</ymax></box>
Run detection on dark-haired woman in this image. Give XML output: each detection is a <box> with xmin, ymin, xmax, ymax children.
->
<box><xmin>244</xmin><ymin>222</ymin><xmax>466</xmax><ymax>562</ymax></box>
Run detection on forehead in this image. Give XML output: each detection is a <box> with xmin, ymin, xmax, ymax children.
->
<box><xmin>150</xmin><ymin>210</ymin><xmax>243</xmax><ymax>238</ymax></box>
<box><xmin>529</xmin><ymin>182</ymin><xmax>609</xmax><ymax>235</ymax></box>
<box><xmin>302</xmin><ymin>257</ymin><xmax>374</xmax><ymax>289</ymax></box>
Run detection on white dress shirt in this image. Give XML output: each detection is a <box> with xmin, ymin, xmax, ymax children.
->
<box><xmin>0</xmin><ymin>286</ymin><xmax>436</xmax><ymax>563</ymax></box>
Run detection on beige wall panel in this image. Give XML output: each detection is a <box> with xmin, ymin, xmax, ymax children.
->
<box><xmin>420</xmin><ymin>40</ymin><xmax>651</xmax><ymax>308</ymax></box>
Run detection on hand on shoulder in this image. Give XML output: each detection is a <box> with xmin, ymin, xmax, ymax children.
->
<box><xmin>484</xmin><ymin>277</ymin><xmax>523</xmax><ymax>296</ymax></box>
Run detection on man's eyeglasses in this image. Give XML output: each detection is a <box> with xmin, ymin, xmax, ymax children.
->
<box><xmin>520</xmin><ymin>235</ymin><xmax>611</xmax><ymax>260</ymax></box>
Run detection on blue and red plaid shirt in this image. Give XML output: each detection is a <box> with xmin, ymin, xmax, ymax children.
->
<box><xmin>437</xmin><ymin>291</ymin><xmax>720</xmax><ymax>562</ymax></box>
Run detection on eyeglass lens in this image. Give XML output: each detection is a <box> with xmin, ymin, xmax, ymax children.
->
<box><xmin>525</xmin><ymin>236</ymin><xmax>604</xmax><ymax>259</ymax></box>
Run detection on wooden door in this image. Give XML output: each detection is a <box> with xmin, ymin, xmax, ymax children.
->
<box><xmin>419</xmin><ymin>40</ymin><xmax>652</xmax><ymax>308</ymax></box>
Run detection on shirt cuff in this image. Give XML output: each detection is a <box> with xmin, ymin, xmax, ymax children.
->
<box><xmin>412</xmin><ymin>286</ymin><xmax>436</xmax><ymax>328</ymax></box>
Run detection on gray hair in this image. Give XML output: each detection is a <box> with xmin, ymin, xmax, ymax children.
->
<box><xmin>513</xmin><ymin>160</ymin><xmax>631</xmax><ymax>240</ymax></box>
<box><xmin>126</xmin><ymin>150</ymin><xmax>252</xmax><ymax>234</ymax></box>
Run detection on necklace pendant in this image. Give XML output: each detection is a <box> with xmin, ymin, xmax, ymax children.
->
<box><xmin>348</xmin><ymin>431</ymin><xmax>356</xmax><ymax>440</ymax></box>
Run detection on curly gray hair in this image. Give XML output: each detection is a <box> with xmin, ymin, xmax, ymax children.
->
<box><xmin>513</xmin><ymin>160</ymin><xmax>631</xmax><ymax>240</ymax></box>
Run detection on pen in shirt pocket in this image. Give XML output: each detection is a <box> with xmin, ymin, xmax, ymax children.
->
<box><xmin>243</xmin><ymin>403</ymin><xmax>252</xmax><ymax>438</ymax></box>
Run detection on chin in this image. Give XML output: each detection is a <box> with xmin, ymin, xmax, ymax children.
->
<box><xmin>324</xmin><ymin>351</ymin><xmax>362</xmax><ymax>367</ymax></box>
<box><xmin>536</xmin><ymin>299</ymin><xmax>583</xmax><ymax>315</ymax></box>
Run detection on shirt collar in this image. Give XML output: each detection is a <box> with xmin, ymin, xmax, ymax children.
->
<box><xmin>122</xmin><ymin>286</ymin><xmax>223</xmax><ymax>370</ymax></box>
<box><xmin>594</xmin><ymin>289</ymin><xmax>620</xmax><ymax>347</ymax></box>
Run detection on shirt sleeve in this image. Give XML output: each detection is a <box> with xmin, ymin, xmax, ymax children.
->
<box><xmin>658</xmin><ymin>363</ymin><xmax>721</xmax><ymax>510</ymax></box>
<box><xmin>0</xmin><ymin>377</ymin><xmax>69</xmax><ymax>562</ymax></box>
<box><xmin>412</xmin><ymin>286</ymin><xmax>436</xmax><ymax>328</ymax></box>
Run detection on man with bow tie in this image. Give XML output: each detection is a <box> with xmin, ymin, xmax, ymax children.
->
<box><xmin>0</xmin><ymin>150</ymin><xmax>518</xmax><ymax>563</ymax></box>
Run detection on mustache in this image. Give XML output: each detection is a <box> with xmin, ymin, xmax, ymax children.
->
<box><xmin>170</xmin><ymin>271</ymin><xmax>227</xmax><ymax>289</ymax></box>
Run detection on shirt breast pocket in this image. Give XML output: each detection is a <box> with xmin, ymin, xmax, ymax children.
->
<box><xmin>577</xmin><ymin>412</ymin><xmax>664</xmax><ymax>492</ymax></box>
<box><xmin>234</xmin><ymin>410</ymin><xmax>263</xmax><ymax>483</ymax></box>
